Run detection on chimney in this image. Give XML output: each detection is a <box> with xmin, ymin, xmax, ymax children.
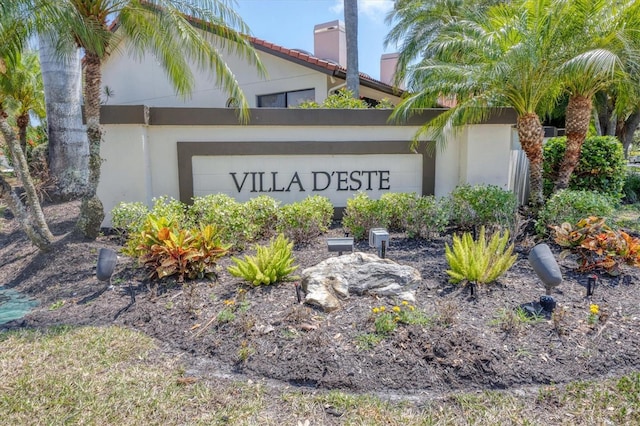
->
<box><xmin>314</xmin><ymin>20</ymin><xmax>346</xmax><ymax>67</ymax></box>
<box><xmin>380</xmin><ymin>53</ymin><xmax>404</xmax><ymax>89</ymax></box>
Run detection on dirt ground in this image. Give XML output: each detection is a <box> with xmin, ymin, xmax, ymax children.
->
<box><xmin>2</xmin><ymin>200</ymin><xmax>640</xmax><ymax>397</ymax></box>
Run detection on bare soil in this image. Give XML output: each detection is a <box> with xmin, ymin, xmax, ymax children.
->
<box><xmin>2</xmin><ymin>200</ymin><xmax>640</xmax><ymax>397</ymax></box>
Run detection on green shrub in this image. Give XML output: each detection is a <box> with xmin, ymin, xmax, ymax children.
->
<box><xmin>380</xmin><ymin>192</ymin><xmax>418</xmax><ymax>232</ymax></box>
<box><xmin>189</xmin><ymin>194</ymin><xmax>253</xmax><ymax>250</ymax></box>
<box><xmin>111</xmin><ymin>201</ymin><xmax>149</xmax><ymax>236</ymax></box>
<box><xmin>112</xmin><ymin>196</ymin><xmax>190</xmax><ymax>239</ymax></box>
<box><xmin>402</xmin><ymin>195</ymin><xmax>450</xmax><ymax>239</ymax></box>
<box><xmin>341</xmin><ymin>192</ymin><xmax>388</xmax><ymax>240</ymax></box>
<box><xmin>228</xmin><ymin>234</ymin><xmax>298</xmax><ymax>286</ymax></box>
<box><xmin>543</xmin><ymin>136</ymin><xmax>627</xmax><ymax>198</ymax></box>
<box><xmin>448</xmin><ymin>184</ymin><xmax>517</xmax><ymax>232</ymax></box>
<box><xmin>535</xmin><ymin>189</ymin><xmax>616</xmax><ymax>235</ymax></box>
<box><xmin>244</xmin><ymin>195</ymin><xmax>281</xmax><ymax>239</ymax></box>
<box><xmin>297</xmin><ymin>88</ymin><xmax>369</xmax><ymax>109</ymax></box>
<box><xmin>135</xmin><ymin>216</ymin><xmax>228</xmax><ymax>282</ymax></box>
<box><xmin>445</xmin><ymin>227</ymin><xmax>516</xmax><ymax>286</ymax></box>
<box><xmin>276</xmin><ymin>196</ymin><xmax>333</xmax><ymax>244</ymax></box>
<box><xmin>623</xmin><ymin>170</ymin><xmax>640</xmax><ymax>204</ymax></box>
<box><xmin>150</xmin><ymin>196</ymin><xmax>190</xmax><ymax>226</ymax></box>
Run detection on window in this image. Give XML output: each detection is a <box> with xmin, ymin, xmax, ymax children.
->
<box><xmin>257</xmin><ymin>89</ymin><xmax>315</xmax><ymax>108</ymax></box>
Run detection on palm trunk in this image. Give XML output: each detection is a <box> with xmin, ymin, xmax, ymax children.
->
<box><xmin>38</xmin><ymin>33</ymin><xmax>89</xmax><ymax>200</ymax></box>
<box><xmin>344</xmin><ymin>0</ymin><xmax>359</xmax><ymax>98</ymax></box>
<box><xmin>76</xmin><ymin>53</ymin><xmax>105</xmax><ymax>239</ymax></box>
<box><xmin>17</xmin><ymin>113</ymin><xmax>29</xmax><ymax>155</ymax></box>
<box><xmin>618</xmin><ymin>110</ymin><xmax>640</xmax><ymax>158</ymax></box>
<box><xmin>555</xmin><ymin>95</ymin><xmax>592</xmax><ymax>191</ymax></box>
<box><xmin>516</xmin><ymin>113</ymin><xmax>545</xmax><ymax>207</ymax></box>
<box><xmin>0</xmin><ymin>110</ymin><xmax>53</xmax><ymax>250</ymax></box>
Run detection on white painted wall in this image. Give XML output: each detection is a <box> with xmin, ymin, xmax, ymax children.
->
<box><xmin>101</xmin><ymin>45</ymin><xmax>330</xmax><ymax>107</ymax></box>
<box><xmin>101</xmin><ymin>32</ymin><xmax>402</xmax><ymax>108</ymax></box>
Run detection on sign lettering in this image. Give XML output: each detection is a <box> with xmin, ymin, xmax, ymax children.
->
<box><xmin>228</xmin><ymin>170</ymin><xmax>391</xmax><ymax>194</ymax></box>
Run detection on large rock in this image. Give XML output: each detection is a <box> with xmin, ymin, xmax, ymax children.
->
<box><xmin>301</xmin><ymin>252</ymin><xmax>422</xmax><ymax>312</ymax></box>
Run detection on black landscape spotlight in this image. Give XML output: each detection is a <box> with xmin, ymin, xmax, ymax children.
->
<box><xmin>96</xmin><ymin>248</ymin><xmax>117</xmax><ymax>285</ymax></box>
<box><xmin>528</xmin><ymin>243</ymin><xmax>562</xmax><ymax>296</ymax></box>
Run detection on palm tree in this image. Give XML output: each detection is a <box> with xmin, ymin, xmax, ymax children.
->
<box><xmin>385</xmin><ymin>0</ymin><xmax>506</xmax><ymax>88</ymax></box>
<box><xmin>0</xmin><ymin>16</ymin><xmax>54</xmax><ymax>250</ymax></box>
<box><xmin>552</xmin><ymin>0</ymin><xmax>638</xmax><ymax>191</ymax></box>
<box><xmin>8</xmin><ymin>0</ymin><xmax>265</xmax><ymax>238</ymax></box>
<box><xmin>344</xmin><ymin>0</ymin><xmax>359</xmax><ymax>98</ymax></box>
<box><xmin>2</xmin><ymin>51</ymin><xmax>46</xmax><ymax>155</ymax></box>
<box><xmin>38</xmin><ymin>32</ymin><xmax>89</xmax><ymax>201</ymax></box>
<box><xmin>389</xmin><ymin>0</ymin><xmax>569</xmax><ymax>207</ymax></box>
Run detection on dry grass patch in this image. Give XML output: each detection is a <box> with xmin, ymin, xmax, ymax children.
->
<box><xmin>0</xmin><ymin>325</ymin><xmax>265</xmax><ymax>425</ymax></box>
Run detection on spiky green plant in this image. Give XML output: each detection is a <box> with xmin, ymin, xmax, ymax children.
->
<box><xmin>228</xmin><ymin>234</ymin><xmax>298</xmax><ymax>286</ymax></box>
<box><xmin>445</xmin><ymin>227</ymin><xmax>517</xmax><ymax>285</ymax></box>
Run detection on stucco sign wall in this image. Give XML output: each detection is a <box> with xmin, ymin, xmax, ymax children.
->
<box><xmin>191</xmin><ymin>154</ymin><xmax>422</xmax><ymax>205</ymax></box>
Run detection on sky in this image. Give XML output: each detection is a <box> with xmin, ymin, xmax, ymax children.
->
<box><xmin>235</xmin><ymin>0</ymin><xmax>397</xmax><ymax>81</ymax></box>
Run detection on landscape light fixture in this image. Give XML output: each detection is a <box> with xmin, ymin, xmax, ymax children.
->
<box><xmin>96</xmin><ymin>247</ymin><xmax>135</xmax><ymax>304</ymax></box>
<box><xmin>529</xmin><ymin>244</ymin><xmax>562</xmax><ymax>312</ymax></box>
<box><xmin>528</xmin><ymin>243</ymin><xmax>563</xmax><ymax>296</ymax></box>
<box><xmin>369</xmin><ymin>228</ymin><xmax>389</xmax><ymax>258</ymax></box>
<box><xmin>327</xmin><ymin>237</ymin><xmax>354</xmax><ymax>256</ymax></box>
<box><xmin>96</xmin><ymin>248</ymin><xmax>117</xmax><ymax>284</ymax></box>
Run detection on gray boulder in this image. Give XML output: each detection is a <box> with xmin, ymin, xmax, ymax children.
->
<box><xmin>301</xmin><ymin>252</ymin><xmax>422</xmax><ymax>312</ymax></box>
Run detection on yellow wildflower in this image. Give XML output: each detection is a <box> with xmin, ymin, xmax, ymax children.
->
<box><xmin>223</xmin><ymin>299</ymin><xmax>235</xmax><ymax>306</ymax></box>
<box><xmin>372</xmin><ymin>307</ymin><xmax>380</xmax><ymax>314</ymax></box>
<box><xmin>379</xmin><ymin>306</ymin><xmax>386</xmax><ymax>312</ymax></box>
<box><xmin>401</xmin><ymin>301</ymin><xmax>409</xmax><ymax>306</ymax></box>
<box><xmin>409</xmin><ymin>305</ymin><xmax>415</xmax><ymax>311</ymax></box>
<box><xmin>392</xmin><ymin>306</ymin><xmax>401</xmax><ymax>313</ymax></box>
<box><xmin>590</xmin><ymin>304</ymin><xmax>599</xmax><ymax>315</ymax></box>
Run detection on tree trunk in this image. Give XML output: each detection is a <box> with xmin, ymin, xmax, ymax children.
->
<box><xmin>555</xmin><ymin>95</ymin><xmax>592</xmax><ymax>191</ymax></box>
<box><xmin>17</xmin><ymin>113</ymin><xmax>29</xmax><ymax>155</ymax></box>
<box><xmin>0</xmin><ymin>173</ymin><xmax>52</xmax><ymax>250</ymax></box>
<box><xmin>618</xmin><ymin>110</ymin><xmax>640</xmax><ymax>158</ymax></box>
<box><xmin>38</xmin><ymin>33</ymin><xmax>89</xmax><ymax>200</ymax></box>
<box><xmin>344</xmin><ymin>0</ymin><xmax>359</xmax><ymax>99</ymax></box>
<box><xmin>516</xmin><ymin>113</ymin><xmax>545</xmax><ymax>207</ymax></box>
<box><xmin>76</xmin><ymin>53</ymin><xmax>105</xmax><ymax>239</ymax></box>
<box><xmin>0</xmin><ymin>110</ymin><xmax>53</xmax><ymax>250</ymax></box>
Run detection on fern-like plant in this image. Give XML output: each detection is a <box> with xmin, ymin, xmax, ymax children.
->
<box><xmin>228</xmin><ymin>234</ymin><xmax>298</xmax><ymax>286</ymax></box>
<box><xmin>445</xmin><ymin>227</ymin><xmax>517</xmax><ymax>286</ymax></box>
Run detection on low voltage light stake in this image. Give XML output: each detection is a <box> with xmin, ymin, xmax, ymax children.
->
<box><xmin>587</xmin><ymin>275</ymin><xmax>597</xmax><ymax>297</ymax></box>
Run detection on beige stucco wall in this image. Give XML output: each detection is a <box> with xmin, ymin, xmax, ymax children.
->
<box><xmin>98</xmin><ymin>110</ymin><xmax>515</xmax><ymax>227</ymax></box>
<box><xmin>101</xmin><ymin>45</ymin><xmax>331</xmax><ymax>108</ymax></box>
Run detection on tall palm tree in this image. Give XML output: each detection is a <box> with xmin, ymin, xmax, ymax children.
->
<box><xmin>38</xmin><ymin>32</ymin><xmax>89</xmax><ymax>201</ymax></box>
<box><xmin>0</xmin><ymin>16</ymin><xmax>54</xmax><ymax>250</ymax></box>
<box><xmin>2</xmin><ymin>51</ymin><xmax>46</xmax><ymax>155</ymax></box>
<box><xmin>344</xmin><ymin>0</ymin><xmax>359</xmax><ymax>98</ymax></box>
<box><xmin>552</xmin><ymin>0</ymin><xmax>638</xmax><ymax>191</ymax></box>
<box><xmin>8</xmin><ymin>0</ymin><xmax>265</xmax><ymax>238</ymax></box>
<box><xmin>385</xmin><ymin>0</ymin><xmax>506</xmax><ymax>88</ymax></box>
<box><xmin>390</xmin><ymin>0</ymin><xmax>569</xmax><ymax>207</ymax></box>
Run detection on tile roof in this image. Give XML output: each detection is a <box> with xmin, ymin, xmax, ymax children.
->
<box><xmin>248</xmin><ymin>35</ymin><xmax>404</xmax><ymax>97</ymax></box>
<box><xmin>108</xmin><ymin>4</ymin><xmax>403</xmax><ymax>97</ymax></box>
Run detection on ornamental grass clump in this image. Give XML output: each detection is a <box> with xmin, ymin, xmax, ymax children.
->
<box><xmin>445</xmin><ymin>227</ymin><xmax>516</xmax><ymax>286</ymax></box>
<box><xmin>228</xmin><ymin>234</ymin><xmax>298</xmax><ymax>286</ymax></box>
